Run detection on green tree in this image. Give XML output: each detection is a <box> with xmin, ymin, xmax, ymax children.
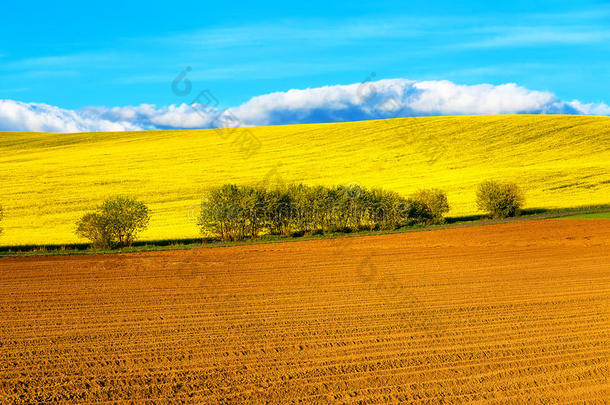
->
<box><xmin>75</xmin><ymin>212</ymin><xmax>112</xmax><ymax>248</ymax></box>
<box><xmin>75</xmin><ymin>196</ymin><xmax>150</xmax><ymax>248</ymax></box>
<box><xmin>244</xmin><ymin>186</ymin><xmax>268</xmax><ymax>239</ymax></box>
<box><xmin>199</xmin><ymin>184</ymin><xmax>270</xmax><ymax>241</ymax></box>
<box><xmin>368</xmin><ymin>188</ymin><xmax>405</xmax><ymax>230</ymax></box>
<box><xmin>325</xmin><ymin>185</ymin><xmax>350</xmax><ymax>232</ymax></box>
<box><xmin>197</xmin><ymin>182</ymin><xmax>454</xmax><ymax>240</ymax></box>
<box><xmin>285</xmin><ymin>184</ymin><xmax>314</xmax><ymax>234</ymax></box>
<box><xmin>264</xmin><ymin>187</ymin><xmax>293</xmax><ymax>236</ymax></box>
<box><xmin>199</xmin><ymin>184</ymin><xmax>245</xmax><ymax>241</ymax></box>
<box><xmin>342</xmin><ymin>183</ymin><xmax>369</xmax><ymax>231</ymax></box>
<box><xmin>476</xmin><ymin>180</ymin><xmax>525</xmax><ymax>219</ymax></box>
<box><xmin>309</xmin><ymin>185</ymin><xmax>331</xmax><ymax>233</ymax></box>
<box><xmin>412</xmin><ymin>189</ymin><xmax>450</xmax><ymax>224</ymax></box>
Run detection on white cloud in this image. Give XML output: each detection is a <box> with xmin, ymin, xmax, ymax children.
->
<box><xmin>0</xmin><ymin>100</ymin><xmax>137</xmax><ymax>132</ymax></box>
<box><xmin>0</xmin><ymin>101</ymin><xmax>215</xmax><ymax>132</ymax></box>
<box><xmin>565</xmin><ymin>100</ymin><xmax>610</xmax><ymax>116</ymax></box>
<box><xmin>1</xmin><ymin>79</ymin><xmax>608</xmax><ymax>133</ymax></box>
<box><xmin>407</xmin><ymin>81</ymin><xmax>557</xmax><ymax>115</ymax></box>
<box><xmin>223</xmin><ymin>79</ymin><xmax>607</xmax><ymax>126</ymax></box>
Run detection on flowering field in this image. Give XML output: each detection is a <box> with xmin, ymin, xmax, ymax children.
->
<box><xmin>0</xmin><ymin>114</ymin><xmax>609</xmax><ymax>245</ymax></box>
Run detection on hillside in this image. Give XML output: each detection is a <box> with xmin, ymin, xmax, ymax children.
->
<box><xmin>1</xmin><ymin>114</ymin><xmax>609</xmax><ymax>245</ymax></box>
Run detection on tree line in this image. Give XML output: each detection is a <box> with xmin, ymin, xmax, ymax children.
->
<box><xmin>197</xmin><ymin>184</ymin><xmax>450</xmax><ymax>241</ymax></box>
<box><xmin>0</xmin><ymin>180</ymin><xmax>525</xmax><ymax>249</ymax></box>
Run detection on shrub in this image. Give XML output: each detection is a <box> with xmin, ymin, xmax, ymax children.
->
<box><xmin>476</xmin><ymin>180</ymin><xmax>525</xmax><ymax>219</ymax></box>
<box><xmin>412</xmin><ymin>189</ymin><xmax>450</xmax><ymax>224</ymax></box>
<box><xmin>75</xmin><ymin>196</ymin><xmax>150</xmax><ymax>248</ymax></box>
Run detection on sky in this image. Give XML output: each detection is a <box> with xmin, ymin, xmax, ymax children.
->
<box><xmin>1</xmin><ymin>0</ymin><xmax>610</xmax><ymax>132</ymax></box>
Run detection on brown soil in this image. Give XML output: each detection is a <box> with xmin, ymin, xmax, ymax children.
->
<box><xmin>1</xmin><ymin>219</ymin><xmax>609</xmax><ymax>402</ymax></box>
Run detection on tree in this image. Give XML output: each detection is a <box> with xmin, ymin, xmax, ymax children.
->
<box><xmin>199</xmin><ymin>184</ymin><xmax>268</xmax><ymax>241</ymax></box>
<box><xmin>75</xmin><ymin>212</ymin><xmax>111</xmax><ymax>248</ymax></box>
<box><xmin>285</xmin><ymin>183</ymin><xmax>315</xmax><ymax>234</ymax></box>
<box><xmin>243</xmin><ymin>186</ymin><xmax>268</xmax><ymax>239</ymax></box>
<box><xmin>197</xmin><ymin>182</ymin><xmax>452</xmax><ymax>240</ymax></box>
<box><xmin>309</xmin><ymin>185</ymin><xmax>331</xmax><ymax>233</ymax></box>
<box><xmin>75</xmin><ymin>196</ymin><xmax>150</xmax><ymax>248</ymax></box>
<box><xmin>263</xmin><ymin>187</ymin><xmax>293</xmax><ymax>236</ymax></box>
<box><xmin>412</xmin><ymin>189</ymin><xmax>450</xmax><ymax>224</ymax></box>
<box><xmin>326</xmin><ymin>185</ymin><xmax>353</xmax><ymax>232</ymax></box>
<box><xmin>0</xmin><ymin>205</ymin><xmax>3</xmax><ymax>236</ymax></box>
<box><xmin>476</xmin><ymin>180</ymin><xmax>525</xmax><ymax>219</ymax></box>
<box><xmin>368</xmin><ymin>188</ymin><xmax>406</xmax><ymax>230</ymax></box>
<box><xmin>341</xmin><ymin>183</ymin><xmax>369</xmax><ymax>231</ymax></box>
<box><xmin>199</xmin><ymin>184</ymin><xmax>243</xmax><ymax>241</ymax></box>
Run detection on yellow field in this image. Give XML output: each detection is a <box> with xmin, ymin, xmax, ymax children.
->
<box><xmin>1</xmin><ymin>114</ymin><xmax>609</xmax><ymax>245</ymax></box>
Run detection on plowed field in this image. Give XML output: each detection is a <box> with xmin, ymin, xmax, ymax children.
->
<box><xmin>1</xmin><ymin>219</ymin><xmax>609</xmax><ymax>402</ymax></box>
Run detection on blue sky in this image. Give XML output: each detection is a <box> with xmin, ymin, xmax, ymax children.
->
<box><xmin>1</xmin><ymin>0</ymin><xmax>610</xmax><ymax>131</ymax></box>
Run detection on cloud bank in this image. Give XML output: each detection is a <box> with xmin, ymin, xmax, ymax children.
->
<box><xmin>1</xmin><ymin>79</ymin><xmax>609</xmax><ymax>132</ymax></box>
